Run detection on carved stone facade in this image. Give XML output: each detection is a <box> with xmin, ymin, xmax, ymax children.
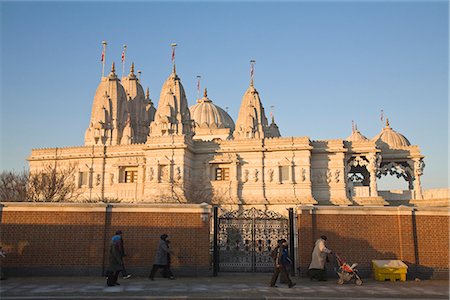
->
<box><xmin>29</xmin><ymin>65</ymin><xmax>427</xmax><ymax>207</ymax></box>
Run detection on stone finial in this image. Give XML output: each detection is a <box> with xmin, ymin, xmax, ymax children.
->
<box><xmin>204</xmin><ymin>88</ymin><xmax>208</xmax><ymax>98</ymax></box>
<box><xmin>386</xmin><ymin>118</ymin><xmax>390</xmax><ymax>128</ymax></box>
<box><xmin>108</xmin><ymin>62</ymin><xmax>117</xmax><ymax>79</ymax></box>
<box><xmin>130</xmin><ymin>62</ymin><xmax>135</xmax><ymax>74</ymax></box>
<box><xmin>146</xmin><ymin>87</ymin><xmax>150</xmax><ymax>99</ymax></box>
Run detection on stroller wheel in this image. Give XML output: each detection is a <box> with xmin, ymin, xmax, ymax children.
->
<box><xmin>355</xmin><ymin>278</ymin><xmax>363</xmax><ymax>286</ymax></box>
<box><xmin>337</xmin><ymin>278</ymin><xmax>344</xmax><ymax>285</ymax></box>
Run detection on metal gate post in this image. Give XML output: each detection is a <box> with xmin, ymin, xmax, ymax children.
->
<box><xmin>288</xmin><ymin>208</ymin><xmax>296</xmax><ymax>276</ymax></box>
<box><xmin>213</xmin><ymin>206</ymin><xmax>219</xmax><ymax>277</ymax></box>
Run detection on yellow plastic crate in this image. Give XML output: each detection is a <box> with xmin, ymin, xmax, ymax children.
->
<box><xmin>372</xmin><ymin>260</ymin><xmax>408</xmax><ymax>282</ymax></box>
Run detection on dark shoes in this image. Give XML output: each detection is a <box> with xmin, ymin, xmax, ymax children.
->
<box><xmin>270</xmin><ymin>285</ymin><xmax>278</xmax><ymax>287</ymax></box>
<box><xmin>149</xmin><ymin>277</ymin><xmax>154</xmax><ymax>281</ymax></box>
<box><xmin>288</xmin><ymin>283</ymin><xmax>296</xmax><ymax>288</ymax></box>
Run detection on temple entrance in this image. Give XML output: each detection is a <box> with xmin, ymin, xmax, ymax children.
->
<box><xmin>216</xmin><ymin>207</ymin><xmax>289</xmax><ymax>272</ymax></box>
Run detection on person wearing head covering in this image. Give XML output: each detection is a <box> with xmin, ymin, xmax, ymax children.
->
<box><xmin>308</xmin><ymin>235</ymin><xmax>333</xmax><ymax>281</ymax></box>
<box><xmin>149</xmin><ymin>234</ymin><xmax>174</xmax><ymax>280</ymax></box>
<box><xmin>114</xmin><ymin>230</ymin><xmax>132</xmax><ymax>280</ymax></box>
<box><xmin>107</xmin><ymin>231</ymin><xmax>125</xmax><ymax>286</ymax></box>
<box><xmin>269</xmin><ymin>239</ymin><xmax>296</xmax><ymax>288</ymax></box>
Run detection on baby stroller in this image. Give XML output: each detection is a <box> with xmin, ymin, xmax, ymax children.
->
<box><xmin>335</xmin><ymin>253</ymin><xmax>363</xmax><ymax>285</ymax></box>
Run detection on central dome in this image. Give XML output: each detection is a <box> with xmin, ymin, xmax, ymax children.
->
<box><xmin>190</xmin><ymin>89</ymin><xmax>235</xmax><ymax>131</ymax></box>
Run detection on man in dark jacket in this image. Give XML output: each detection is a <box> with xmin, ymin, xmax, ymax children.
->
<box><xmin>149</xmin><ymin>234</ymin><xmax>174</xmax><ymax>280</ymax></box>
<box><xmin>269</xmin><ymin>239</ymin><xmax>296</xmax><ymax>288</ymax></box>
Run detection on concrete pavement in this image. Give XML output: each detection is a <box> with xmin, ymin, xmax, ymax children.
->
<box><xmin>0</xmin><ymin>273</ymin><xmax>448</xmax><ymax>300</ymax></box>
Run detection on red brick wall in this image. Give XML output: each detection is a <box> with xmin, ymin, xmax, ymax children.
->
<box><xmin>0</xmin><ymin>204</ymin><xmax>211</xmax><ymax>276</ymax></box>
<box><xmin>1</xmin><ymin>204</ymin><xmax>447</xmax><ymax>279</ymax></box>
<box><xmin>297</xmin><ymin>208</ymin><xmax>449</xmax><ymax>279</ymax></box>
<box><xmin>1</xmin><ymin>211</ymin><xmax>105</xmax><ymax>273</ymax></box>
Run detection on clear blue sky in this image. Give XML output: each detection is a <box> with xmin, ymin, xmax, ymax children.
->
<box><xmin>1</xmin><ymin>1</ymin><xmax>448</xmax><ymax>190</ymax></box>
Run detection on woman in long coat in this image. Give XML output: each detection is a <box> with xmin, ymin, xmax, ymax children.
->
<box><xmin>148</xmin><ymin>234</ymin><xmax>173</xmax><ymax>280</ymax></box>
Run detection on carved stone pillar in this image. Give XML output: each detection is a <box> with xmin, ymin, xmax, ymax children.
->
<box><xmin>413</xmin><ymin>158</ymin><xmax>425</xmax><ymax>200</ymax></box>
<box><xmin>367</xmin><ymin>153</ymin><xmax>379</xmax><ymax>197</ymax></box>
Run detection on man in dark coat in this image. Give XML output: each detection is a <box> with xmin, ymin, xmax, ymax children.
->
<box><xmin>149</xmin><ymin>234</ymin><xmax>174</xmax><ymax>280</ymax></box>
<box><xmin>269</xmin><ymin>239</ymin><xmax>295</xmax><ymax>288</ymax></box>
<box><xmin>107</xmin><ymin>234</ymin><xmax>124</xmax><ymax>286</ymax></box>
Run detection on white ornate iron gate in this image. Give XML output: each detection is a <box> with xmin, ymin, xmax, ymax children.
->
<box><xmin>218</xmin><ymin>207</ymin><xmax>289</xmax><ymax>272</ymax></box>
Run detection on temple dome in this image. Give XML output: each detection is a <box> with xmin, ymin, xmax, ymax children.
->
<box><xmin>346</xmin><ymin>128</ymin><xmax>368</xmax><ymax>142</ymax></box>
<box><xmin>190</xmin><ymin>89</ymin><xmax>235</xmax><ymax>131</ymax></box>
<box><xmin>372</xmin><ymin>119</ymin><xmax>411</xmax><ymax>148</ymax></box>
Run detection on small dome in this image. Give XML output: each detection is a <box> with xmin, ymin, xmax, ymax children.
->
<box><xmin>372</xmin><ymin>119</ymin><xmax>411</xmax><ymax>148</ymax></box>
<box><xmin>346</xmin><ymin>129</ymin><xmax>368</xmax><ymax>142</ymax></box>
<box><xmin>189</xmin><ymin>89</ymin><xmax>235</xmax><ymax>132</ymax></box>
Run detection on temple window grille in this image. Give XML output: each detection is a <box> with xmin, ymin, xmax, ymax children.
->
<box><xmin>120</xmin><ymin>167</ymin><xmax>138</xmax><ymax>183</ymax></box>
<box><xmin>214</xmin><ymin>167</ymin><xmax>230</xmax><ymax>181</ymax></box>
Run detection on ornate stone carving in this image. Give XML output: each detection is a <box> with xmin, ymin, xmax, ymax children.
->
<box><xmin>253</xmin><ymin>169</ymin><xmax>259</xmax><ymax>182</ymax></box>
<box><xmin>377</xmin><ymin>162</ymin><xmax>412</xmax><ymax>181</ymax></box>
<box><xmin>326</xmin><ymin>170</ymin><xmax>332</xmax><ymax>183</ymax></box>
<box><xmin>268</xmin><ymin>169</ymin><xmax>274</xmax><ymax>182</ymax></box>
<box><xmin>301</xmin><ymin>168</ymin><xmax>306</xmax><ymax>182</ymax></box>
<box><xmin>109</xmin><ymin>173</ymin><xmax>114</xmax><ymax>185</ymax></box>
<box><xmin>334</xmin><ymin>169</ymin><xmax>340</xmax><ymax>183</ymax></box>
<box><xmin>414</xmin><ymin>159</ymin><xmax>425</xmax><ymax>176</ymax></box>
<box><xmin>349</xmin><ymin>156</ymin><xmax>368</xmax><ymax>167</ymax></box>
<box><xmin>175</xmin><ymin>166</ymin><xmax>182</xmax><ymax>182</ymax></box>
<box><xmin>148</xmin><ymin>167</ymin><xmax>154</xmax><ymax>181</ymax></box>
<box><xmin>243</xmin><ymin>169</ymin><xmax>249</xmax><ymax>183</ymax></box>
<box><xmin>96</xmin><ymin>174</ymin><xmax>101</xmax><ymax>186</ymax></box>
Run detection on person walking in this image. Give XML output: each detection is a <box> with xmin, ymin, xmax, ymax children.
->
<box><xmin>106</xmin><ymin>234</ymin><xmax>124</xmax><ymax>286</ymax></box>
<box><xmin>269</xmin><ymin>239</ymin><xmax>296</xmax><ymax>288</ymax></box>
<box><xmin>308</xmin><ymin>235</ymin><xmax>333</xmax><ymax>281</ymax></box>
<box><xmin>160</xmin><ymin>239</ymin><xmax>175</xmax><ymax>279</ymax></box>
<box><xmin>149</xmin><ymin>234</ymin><xmax>174</xmax><ymax>280</ymax></box>
<box><xmin>114</xmin><ymin>230</ymin><xmax>132</xmax><ymax>279</ymax></box>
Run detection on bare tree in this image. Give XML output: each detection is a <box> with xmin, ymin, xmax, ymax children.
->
<box><xmin>0</xmin><ymin>170</ymin><xmax>28</xmax><ymax>201</ymax></box>
<box><xmin>27</xmin><ymin>164</ymin><xmax>80</xmax><ymax>202</ymax></box>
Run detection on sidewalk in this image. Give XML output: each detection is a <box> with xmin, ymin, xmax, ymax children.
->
<box><xmin>0</xmin><ymin>273</ymin><xmax>448</xmax><ymax>300</ymax></box>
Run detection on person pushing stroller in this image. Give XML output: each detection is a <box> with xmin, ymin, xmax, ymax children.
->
<box><xmin>308</xmin><ymin>235</ymin><xmax>333</xmax><ymax>281</ymax></box>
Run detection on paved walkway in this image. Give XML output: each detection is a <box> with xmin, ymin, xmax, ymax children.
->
<box><xmin>0</xmin><ymin>274</ymin><xmax>448</xmax><ymax>300</ymax></box>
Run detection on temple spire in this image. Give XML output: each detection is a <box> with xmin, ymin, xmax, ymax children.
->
<box><xmin>146</xmin><ymin>87</ymin><xmax>150</xmax><ymax>99</ymax></box>
<box><xmin>204</xmin><ymin>88</ymin><xmax>207</xmax><ymax>97</ymax></box>
<box><xmin>108</xmin><ymin>61</ymin><xmax>117</xmax><ymax>79</ymax></box>
<box><xmin>386</xmin><ymin>118</ymin><xmax>390</xmax><ymax>128</ymax></box>
<box><xmin>128</xmin><ymin>62</ymin><xmax>135</xmax><ymax>78</ymax></box>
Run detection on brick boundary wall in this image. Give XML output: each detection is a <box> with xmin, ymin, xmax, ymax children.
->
<box><xmin>0</xmin><ymin>203</ymin><xmax>211</xmax><ymax>277</ymax></box>
<box><xmin>1</xmin><ymin>203</ymin><xmax>448</xmax><ymax>280</ymax></box>
<box><xmin>296</xmin><ymin>206</ymin><xmax>450</xmax><ymax>280</ymax></box>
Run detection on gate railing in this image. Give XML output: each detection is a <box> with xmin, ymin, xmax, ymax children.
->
<box><xmin>215</xmin><ymin>207</ymin><xmax>289</xmax><ymax>273</ymax></box>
